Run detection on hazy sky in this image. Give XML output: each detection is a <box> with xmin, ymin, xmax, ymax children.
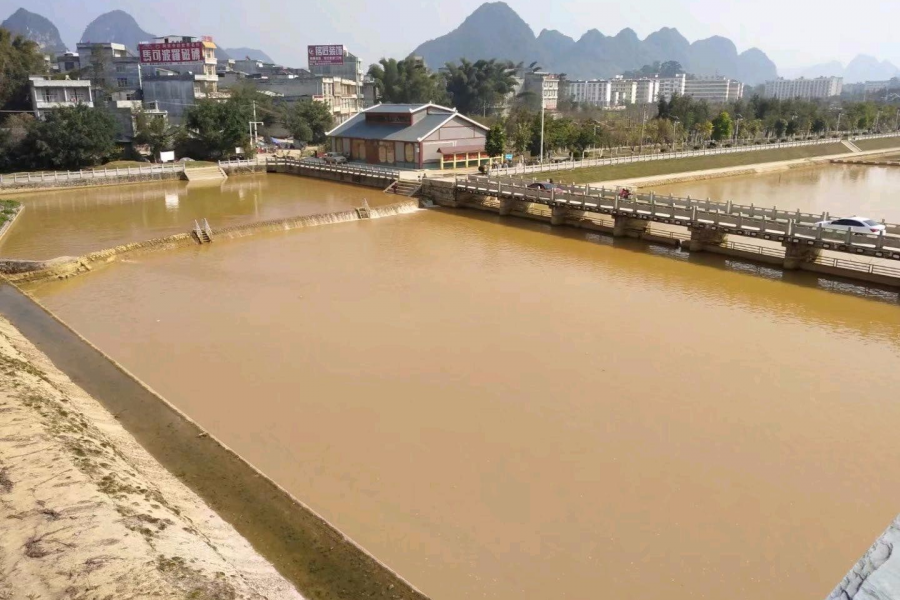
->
<box><xmin>2</xmin><ymin>0</ymin><xmax>898</xmax><ymax>70</ymax></box>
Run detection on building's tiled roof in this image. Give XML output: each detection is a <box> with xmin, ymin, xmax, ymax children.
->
<box><xmin>328</xmin><ymin>113</ymin><xmax>453</xmax><ymax>142</ymax></box>
<box><xmin>365</xmin><ymin>103</ymin><xmax>452</xmax><ymax>114</ymax></box>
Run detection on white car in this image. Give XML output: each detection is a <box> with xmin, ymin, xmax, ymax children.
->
<box><xmin>814</xmin><ymin>217</ymin><xmax>886</xmax><ymax>235</ymax></box>
<box><xmin>322</xmin><ymin>152</ymin><xmax>347</xmax><ymax>165</ymax></box>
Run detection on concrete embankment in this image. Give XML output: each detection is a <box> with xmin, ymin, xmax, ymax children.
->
<box><xmin>0</xmin><ymin>282</ymin><xmax>431</xmax><ymax>600</ymax></box>
<box><xmin>2</xmin><ymin>200</ymin><xmax>418</xmax><ymax>285</ymax></box>
<box><xmin>828</xmin><ymin>515</ymin><xmax>900</xmax><ymax>599</ymax></box>
<box><xmin>0</xmin><ymin>299</ymin><xmax>302</xmax><ymax>599</ymax></box>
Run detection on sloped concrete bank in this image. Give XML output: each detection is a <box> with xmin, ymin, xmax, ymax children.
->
<box><xmin>0</xmin><ymin>306</ymin><xmax>303</xmax><ymax>599</ymax></box>
<box><xmin>828</xmin><ymin>515</ymin><xmax>900</xmax><ymax>599</ymax></box>
<box><xmin>0</xmin><ymin>282</ymin><xmax>431</xmax><ymax>600</ymax></box>
<box><xmin>2</xmin><ymin>200</ymin><xmax>418</xmax><ymax>286</ymax></box>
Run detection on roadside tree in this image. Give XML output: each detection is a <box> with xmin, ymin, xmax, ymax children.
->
<box><xmin>134</xmin><ymin>111</ymin><xmax>176</xmax><ymax>161</ymax></box>
<box><xmin>485</xmin><ymin>123</ymin><xmax>506</xmax><ymax>156</ymax></box>
<box><xmin>711</xmin><ymin>111</ymin><xmax>733</xmax><ymax>141</ymax></box>
<box><xmin>17</xmin><ymin>105</ymin><xmax>118</xmax><ymax>170</ymax></box>
<box><xmin>368</xmin><ymin>58</ymin><xmax>449</xmax><ymax>105</ymax></box>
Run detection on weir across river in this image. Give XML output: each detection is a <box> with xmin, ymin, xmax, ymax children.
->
<box><xmin>453</xmin><ymin>174</ymin><xmax>900</xmax><ymax>277</ymax></box>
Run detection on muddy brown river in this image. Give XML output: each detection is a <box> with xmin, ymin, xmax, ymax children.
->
<box><xmin>21</xmin><ymin>166</ymin><xmax>900</xmax><ymax>600</ymax></box>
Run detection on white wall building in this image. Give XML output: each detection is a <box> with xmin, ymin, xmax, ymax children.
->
<box><xmin>658</xmin><ymin>74</ymin><xmax>686</xmax><ymax>101</ymax></box>
<box><xmin>610</xmin><ymin>77</ymin><xmax>637</xmax><ymax>105</ymax></box>
<box><xmin>684</xmin><ymin>77</ymin><xmax>744</xmax><ymax>103</ymax></box>
<box><xmin>563</xmin><ymin>79</ymin><xmax>611</xmax><ymax>106</ymax></box>
<box><xmin>524</xmin><ymin>71</ymin><xmax>560</xmax><ymax>110</ymax></box>
<box><xmin>764</xmin><ymin>76</ymin><xmax>843</xmax><ymax>100</ymax></box>
<box><xmin>29</xmin><ymin>76</ymin><xmax>93</xmax><ymax>119</ymax></box>
<box><xmin>634</xmin><ymin>78</ymin><xmax>660</xmax><ymax>104</ymax></box>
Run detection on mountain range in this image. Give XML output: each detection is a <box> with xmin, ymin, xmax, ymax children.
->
<box><xmin>781</xmin><ymin>55</ymin><xmax>900</xmax><ymax>83</ymax></box>
<box><xmin>1</xmin><ymin>7</ymin><xmax>271</xmax><ymax>64</ymax></box>
<box><xmin>413</xmin><ymin>2</ymin><xmax>778</xmax><ymax>84</ymax></box>
<box><xmin>0</xmin><ymin>7</ymin><xmax>65</xmax><ymax>53</ymax></box>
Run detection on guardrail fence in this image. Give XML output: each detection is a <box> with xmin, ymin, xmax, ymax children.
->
<box><xmin>0</xmin><ymin>163</ymin><xmax>186</xmax><ymax>187</ymax></box>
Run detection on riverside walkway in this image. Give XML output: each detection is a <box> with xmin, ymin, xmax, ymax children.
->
<box><xmin>455</xmin><ymin>174</ymin><xmax>900</xmax><ymax>266</ymax></box>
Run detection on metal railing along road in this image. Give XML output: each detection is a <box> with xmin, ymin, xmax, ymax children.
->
<box><xmin>0</xmin><ymin>162</ymin><xmax>186</xmax><ymax>186</ymax></box>
<box><xmin>266</xmin><ymin>157</ymin><xmax>400</xmax><ymax>180</ymax></box>
<box><xmin>219</xmin><ymin>157</ymin><xmax>266</xmax><ymax>169</ymax></box>
<box><xmin>489</xmin><ymin>132</ymin><xmax>900</xmax><ymax>178</ymax></box>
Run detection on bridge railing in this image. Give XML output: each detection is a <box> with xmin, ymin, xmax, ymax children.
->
<box><xmin>463</xmin><ymin>173</ymin><xmax>900</xmax><ymax>231</ymax></box>
<box><xmin>0</xmin><ymin>162</ymin><xmax>185</xmax><ymax>186</ymax></box>
<box><xmin>267</xmin><ymin>157</ymin><xmax>399</xmax><ymax>180</ymax></box>
<box><xmin>456</xmin><ymin>174</ymin><xmax>900</xmax><ymax>255</ymax></box>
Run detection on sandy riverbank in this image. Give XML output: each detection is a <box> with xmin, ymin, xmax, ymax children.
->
<box><xmin>0</xmin><ymin>315</ymin><xmax>303</xmax><ymax>599</ymax></box>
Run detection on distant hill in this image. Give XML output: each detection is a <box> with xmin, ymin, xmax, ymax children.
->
<box><xmin>226</xmin><ymin>48</ymin><xmax>274</xmax><ymax>63</ymax></box>
<box><xmin>1</xmin><ymin>7</ymin><xmax>66</xmax><ymax>54</ymax></box>
<box><xmin>80</xmin><ymin>10</ymin><xmax>154</xmax><ymax>53</ymax></box>
<box><xmin>781</xmin><ymin>55</ymin><xmax>900</xmax><ymax>83</ymax></box>
<box><xmin>412</xmin><ymin>1</ymin><xmax>777</xmax><ymax>85</ymax></box>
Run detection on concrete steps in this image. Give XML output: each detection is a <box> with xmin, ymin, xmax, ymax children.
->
<box><xmin>184</xmin><ymin>166</ymin><xmax>228</xmax><ymax>182</ymax></box>
<box><xmin>842</xmin><ymin>140</ymin><xmax>863</xmax><ymax>153</ymax></box>
<box><xmin>388</xmin><ymin>180</ymin><xmax>422</xmax><ymax>197</ymax></box>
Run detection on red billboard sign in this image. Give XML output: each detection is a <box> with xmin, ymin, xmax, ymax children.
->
<box><xmin>139</xmin><ymin>41</ymin><xmax>204</xmax><ymax>64</ymax></box>
<box><xmin>308</xmin><ymin>45</ymin><xmax>344</xmax><ymax>66</ymax></box>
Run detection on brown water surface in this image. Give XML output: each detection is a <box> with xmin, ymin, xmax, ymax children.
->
<box><xmin>29</xmin><ymin>166</ymin><xmax>900</xmax><ymax>600</ymax></box>
<box><xmin>652</xmin><ymin>163</ymin><xmax>900</xmax><ymax>222</ymax></box>
<box><xmin>1</xmin><ymin>174</ymin><xmax>385</xmax><ymax>259</ymax></box>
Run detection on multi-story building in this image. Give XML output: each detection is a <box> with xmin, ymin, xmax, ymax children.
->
<box><xmin>76</xmin><ymin>42</ymin><xmax>142</xmax><ymax>102</ymax></box>
<box><xmin>107</xmin><ymin>99</ymin><xmax>168</xmax><ymax>142</ymax></box>
<box><xmin>523</xmin><ymin>71</ymin><xmax>560</xmax><ymax>110</ymax></box>
<box><xmin>634</xmin><ymin>78</ymin><xmax>660</xmax><ymax>104</ymax></box>
<box><xmin>308</xmin><ymin>46</ymin><xmax>365</xmax><ymax>113</ymax></box>
<box><xmin>658</xmin><ymin>74</ymin><xmax>686</xmax><ymax>101</ymax></box>
<box><xmin>764</xmin><ymin>76</ymin><xmax>843</xmax><ymax>100</ymax></box>
<box><xmin>139</xmin><ymin>36</ymin><xmax>220</xmax><ymax>123</ymax></box>
<box><xmin>29</xmin><ymin>76</ymin><xmax>93</xmax><ymax>119</ymax></box>
<box><xmin>56</xmin><ymin>52</ymin><xmax>80</xmax><ymax>73</ymax></box>
<box><xmin>683</xmin><ymin>77</ymin><xmax>744</xmax><ymax>103</ymax></box>
<box><xmin>610</xmin><ymin>76</ymin><xmax>637</xmax><ymax>105</ymax></box>
<box><xmin>562</xmin><ymin>79</ymin><xmax>612</xmax><ymax>107</ymax></box>
<box><xmin>257</xmin><ymin>75</ymin><xmax>361</xmax><ymax>124</ymax></box>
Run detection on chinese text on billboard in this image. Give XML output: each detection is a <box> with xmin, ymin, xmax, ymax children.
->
<box><xmin>139</xmin><ymin>42</ymin><xmax>205</xmax><ymax>64</ymax></box>
<box><xmin>308</xmin><ymin>45</ymin><xmax>344</xmax><ymax>66</ymax></box>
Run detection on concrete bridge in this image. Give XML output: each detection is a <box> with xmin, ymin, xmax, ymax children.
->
<box><xmin>455</xmin><ymin>175</ymin><xmax>900</xmax><ymax>271</ymax></box>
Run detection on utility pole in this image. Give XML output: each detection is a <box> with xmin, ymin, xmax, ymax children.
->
<box><xmin>249</xmin><ymin>100</ymin><xmax>264</xmax><ymax>153</ymax></box>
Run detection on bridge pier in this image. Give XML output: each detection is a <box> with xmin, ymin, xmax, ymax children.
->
<box><xmin>783</xmin><ymin>242</ymin><xmax>820</xmax><ymax>270</ymax></box>
<box><xmin>550</xmin><ymin>206</ymin><xmax>567</xmax><ymax>226</ymax></box>
<box><xmin>688</xmin><ymin>227</ymin><xmax>726</xmax><ymax>252</ymax></box>
<box><xmin>613</xmin><ymin>216</ymin><xmax>648</xmax><ymax>238</ymax></box>
<box><xmin>499</xmin><ymin>197</ymin><xmax>516</xmax><ymax>216</ymax></box>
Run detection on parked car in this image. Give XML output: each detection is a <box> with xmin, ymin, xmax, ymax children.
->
<box><xmin>815</xmin><ymin>216</ymin><xmax>886</xmax><ymax>235</ymax></box>
<box><xmin>322</xmin><ymin>152</ymin><xmax>347</xmax><ymax>164</ymax></box>
<box><xmin>527</xmin><ymin>181</ymin><xmax>558</xmax><ymax>191</ymax></box>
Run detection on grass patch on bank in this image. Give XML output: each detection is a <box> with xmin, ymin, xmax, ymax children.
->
<box><xmin>541</xmin><ymin>143</ymin><xmax>849</xmax><ymax>184</ymax></box>
<box><xmin>0</xmin><ymin>200</ymin><xmax>21</xmax><ymax>226</ymax></box>
<box><xmin>854</xmin><ymin>137</ymin><xmax>900</xmax><ymax>152</ymax></box>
